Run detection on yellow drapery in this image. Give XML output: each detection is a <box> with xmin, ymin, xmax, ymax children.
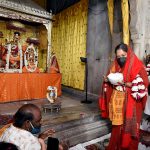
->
<box><xmin>107</xmin><ymin>0</ymin><xmax>129</xmax><ymax>45</ymax></box>
<box><xmin>107</xmin><ymin>0</ymin><xmax>114</xmax><ymax>34</ymax></box>
<box><xmin>51</xmin><ymin>0</ymin><xmax>88</xmax><ymax>90</ymax></box>
<box><xmin>121</xmin><ymin>0</ymin><xmax>129</xmax><ymax>45</ymax></box>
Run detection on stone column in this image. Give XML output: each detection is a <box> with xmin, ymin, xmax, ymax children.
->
<box><xmin>129</xmin><ymin>0</ymin><xmax>150</xmax><ymax>60</ymax></box>
<box><xmin>87</xmin><ymin>0</ymin><xmax>112</xmax><ymax>95</ymax></box>
<box><xmin>44</xmin><ymin>21</ymin><xmax>52</xmax><ymax>72</ymax></box>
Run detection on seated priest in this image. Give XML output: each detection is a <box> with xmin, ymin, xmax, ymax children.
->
<box><xmin>0</xmin><ymin>104</ymin><xmax>55</xmax><ymax>150</ymax></box>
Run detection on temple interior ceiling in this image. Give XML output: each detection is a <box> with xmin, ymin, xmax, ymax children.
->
<box><xmin>0</xmin><ymin>0</ymin><xmax>80</xmax><ymax>18</ymax></box>
<box><xmin>0</xmin><ymin>0</ymin><xmax>51</xmax><ymax>20</ymax></box>
<box><xmin>32</xmin><ymin>0</ymin><xmax>80</xmax><ymax>14</ymax></box>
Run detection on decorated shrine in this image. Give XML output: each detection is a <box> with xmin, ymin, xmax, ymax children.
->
<box><xmin>0</xmin><ymin>0</ymin><xmax>149</xmax><ymax>149</ymax></box>
<box><xmin>0</xmin><ymin>0</ymin><xmax>61</xmax><ymax>102</ymax></box>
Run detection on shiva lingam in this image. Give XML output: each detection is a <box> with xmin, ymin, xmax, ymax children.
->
<box><xmin>46</xmin><ymin>86</ymin><xmax>57</xmax><ymax>103</ymax></box>
<box><xmin>43</xmin><ymin>86</ymin><xmax>61</xmax><ymax>113</ymax></box>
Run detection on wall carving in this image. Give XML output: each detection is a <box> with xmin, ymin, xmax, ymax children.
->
<box><xmin>0</xmin><ymin>7</ymin><xmax>49</xmax><ymax>24</ymax></box>
<box><xmin>0</xmin><ymin>0</ymin><xmax>51</xmax><ymax>20</ymax></box>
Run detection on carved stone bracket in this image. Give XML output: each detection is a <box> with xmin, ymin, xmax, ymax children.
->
<box><xmin>0</xmin><ymin>7</ymin><xmax>49</xmax><ymax>24</ymax></box>
<box><xmin>44</xmin><ymin>22</ymin><xmax>52</xmax><ymax>72</ymax></box>
<box><xmin>0</xmin><ymin>0</ymin><xmax>52</xmax><ymax>20</ymax></box>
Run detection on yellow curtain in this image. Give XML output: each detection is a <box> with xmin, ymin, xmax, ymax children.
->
<box><xmin>121</xmin><ymin>0</ymin><xmax>129</xmax><ymax>45</ymax></box>
<box><xmin>107</xmin><ymin>0</ymin><xmax>114</xmax><ymax>34</ymax></box>
<box><xmin>51</xmin><ymin>0</ymin><xmax>88</xmax><ymax>90</ymax></box>
<box><xmin>107</xmin><ymin>0</ymin><xmax>129</xmax><ymax>45</ymax></box>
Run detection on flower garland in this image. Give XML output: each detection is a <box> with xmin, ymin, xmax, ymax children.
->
<box><xmin>131</xmin><ymin>74</ymin><xmax>147</xmax><ymax>100</ymax></box>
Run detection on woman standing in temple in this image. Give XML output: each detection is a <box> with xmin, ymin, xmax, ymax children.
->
<box><xmin>99</xmin><ymin>43</ymin><xmax>148</xmax><ymax>150</ymax></box>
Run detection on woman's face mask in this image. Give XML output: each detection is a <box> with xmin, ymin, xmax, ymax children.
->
<box><xmin>116</xmin><ymin>49</ymin><xmax>127</xmax><ymax>67</ymax></box>
<box><xmin>117</xmin><ymin>57</ymin><xmax>127</xmax><ymax>67</ymax></box>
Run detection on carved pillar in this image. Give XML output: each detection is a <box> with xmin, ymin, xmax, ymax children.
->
<box><xmin>87</xmin><ymin>0</ymin><xmax>112</xmax><ymax>95</ymax></box>
<box><xmin>44</xmin><ymin>21</ymin><xmax>52</xmax><ymax>72</ymax></box>
<box><xmin>129</xmin><ymin>0</ymin><xmax>150</xmax><ymax>60</ymax></box>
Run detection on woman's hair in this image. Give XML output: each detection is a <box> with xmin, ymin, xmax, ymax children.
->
<box><xmin>0</xmin><ymin>142</ymin><xmax>19</xmax><ymax>150</ymax></box>
<box><xmin>115</xmin><ymin>43</ymin><xmax>128</xmax><ymax>54</ymax></box>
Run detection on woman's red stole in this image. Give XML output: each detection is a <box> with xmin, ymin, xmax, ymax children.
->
<box><xmin>99</xmin><ymin>47</ymin><xmax>148</xmax><ymax>148</ymax></box>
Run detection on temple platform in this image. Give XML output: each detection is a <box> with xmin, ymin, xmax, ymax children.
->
<box><xmin>0</xmin><ymin>92</ymin><xmax>111</xmax><ymax>147</ymax></box>
<box><xmin>0</xmin><ymin>73</ymin><xmax>62</xmax><ymax>103</ymax></box>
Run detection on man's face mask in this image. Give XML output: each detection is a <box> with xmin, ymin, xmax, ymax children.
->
<box><xmin>29</xmin><ymin>121</ymin><xmax>41</xmax><ymax>134</ymax></box>
<box><xmin>117</xmin><ymin>57</ymin><xmax>127</xmax><ymax>67</ymax></box>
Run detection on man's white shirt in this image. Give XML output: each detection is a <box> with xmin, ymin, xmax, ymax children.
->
<box><xmin>0</xmin><ymin>124</ymin><xmax>41</xmax><ymax>150</ymax></box>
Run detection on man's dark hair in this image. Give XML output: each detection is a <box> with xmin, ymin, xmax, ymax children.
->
<box><xmin>13</xmin><ymin>104</ymin><xmax>39</xmax><ymax>128</ymax></box>
<box><xmin>115</xmin><ymin>43</ymin><xmax>128</xmax><ymax>54</ymax></box>
<box><xmin>0</xmin><ymin>142</ymin><xmax>18</xmax><ymax>150</ymax></box>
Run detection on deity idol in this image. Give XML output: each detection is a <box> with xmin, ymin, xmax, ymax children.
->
<box><xmin>23</xmin><ymin>38</ymin><xmax>39</xmax><ymax>73</ymax></box>
<box><xmin>2</xmin><ymin>32</ymin><xmax>22</xmax><ymax>72</ymax></box>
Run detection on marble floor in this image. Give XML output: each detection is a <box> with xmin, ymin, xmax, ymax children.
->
<box><xmin>0</xmin><ymin>92</ymin><xmax>101</xmax><ymax>130</ymax></box>
<box><xmin>0</xmin><ymin>92</ymin><xmax>99</xmax><ymax>119</ymax></box>
<box><xmin>0</xmin><ymin>92</ymin><xmax>111</xmax><ymax>148</ymax></box>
